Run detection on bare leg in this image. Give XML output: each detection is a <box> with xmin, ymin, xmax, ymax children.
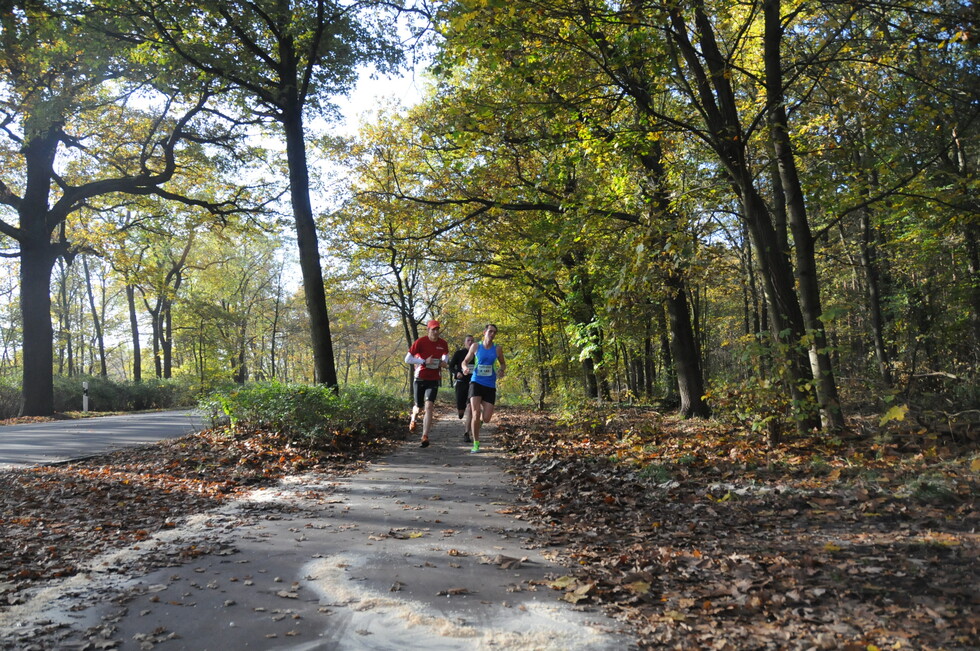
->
<box><xmin>481</xmin><ymin>402</ymin><xmax>496</xmax><ymax>425</ymax></box>
<box><xmin>463</xmin><ymin>403</ymin><xmax>472</xmax><ymax>435</ymax></box>
<box><xmin>469</xmin><ymin>395</ymin><xmax>483</xmax><ymax>443</ymax></box>
<box><xmin>422</xmin><ymin>400</ymin><xmax>436</xmax><ymax>439</ymax></box>
<box><xmin>409</xmin><ymin>405</ymin><xmax>419</xmax><ymax>431</ymax></box>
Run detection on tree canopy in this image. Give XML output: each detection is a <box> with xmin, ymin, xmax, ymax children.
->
<box><xmin>0</xmin><ymin>0</ymin><xmax>974</xmax><ymax>427</ymax></box>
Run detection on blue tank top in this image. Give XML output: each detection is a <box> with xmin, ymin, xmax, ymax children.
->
<box><xmin>472</xmin><ymin>343</ymin><xmax>498</xmax><ymax>388</ymax></box>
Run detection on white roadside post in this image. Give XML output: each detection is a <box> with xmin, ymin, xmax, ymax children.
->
<box><xmin>83</xmin><ymin>381</ymin><xmax>89</xmax><ymax>413</ymax></box>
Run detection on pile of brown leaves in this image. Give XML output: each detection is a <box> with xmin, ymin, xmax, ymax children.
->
<box><xmin>0</xmin><ymin>424</ymin><xmax>400</xmax><ymax>607</ymax></box>
<box><xmin>492</xmin><ymin>406</ymin><xmax>979</xmax><ymax>651</ymax></box>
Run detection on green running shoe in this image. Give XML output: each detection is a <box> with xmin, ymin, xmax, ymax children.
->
<box><xmin>470</xmin><ymin>440</ymin><xmax>480</xmax><ymax>453</ymax></box>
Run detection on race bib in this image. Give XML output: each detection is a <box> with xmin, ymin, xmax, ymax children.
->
<box><xmin>425</xmin><ymin>358</ymin><xmax>441</xmax><ymax>369</ymax></box>
<box><xmin>476</xmin><ymin>364</ymin><xmax>493</xmax><ymax>377</ymax></box>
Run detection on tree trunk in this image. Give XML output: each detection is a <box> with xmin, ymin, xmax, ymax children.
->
<box><xmin>637</xmin><ymin>143</ymin><xmax>710</xmax><ymax>417</ymax></box>
<box><xmin>17</xmin><ymin>127</ymin><xmax>60</xmax><ymax>416</ymax></box>
<box><xmin>127</xmin><ymin>284</ymin><xmax>142</xmax><ymax>382</ymax></box>
<box><xmin>561</xmin><ymin>249</ymin><xmax>607</xmax><ymax>400</ymax></box>
<box><xmin>741</xmin><ymin>183</ymin><xmax>820</xmax><ymax>432</ymax></box>
<box><xmin>234</xmin><ymin>319</ymin><xmax>248</xmax><ymax>384</ymax></box>
<box><xmin>162</xmin><ymin>298</ymin><xmax>173</xmax><ymax>379</ymax></box>
<box><xmin>270</xmin><ymin>275</ymin><xmax>283</xmax><ymax>379</ymax></box>
<box><xmin>623</xmin><ymin>345</ymin><xmax>638</xmax><ymax>399</ymax></box>
<box><xmin>20</xmin><ymin>243</ymin><xmax>57</xmax><ymax>416</ymax></box>
<box><xmin>764</xmin><ymin>0</ymin><xmax>843</xmax><ymax>430</ymax></box>
<box><xmin>56</xmin><ymin>257</ymin><xmax>72</xmax><ymax>377</ymax></box>
<box><xmin>952</xmin><ymin>128</ymin><xmax>980</xmax><ymax>367</ymax></box>
<box><xmin>281</xmin><ymin>102</ymin><xmax>338</xmax><ymax>388</ymax></box>
<box><xmin>769</xmin><ymin>149</ymin><xmax>789</xmax><ymax>253</ymax></box>
<box><xmin>196</xmin><ymin>320</ymin><xmax>207</xmax><ymax>387</ymax></box>
<box><xmin>658</xmin><ymin>309</ymin><xmax>675</xmax><ymax>394</ymax></box>
<box><xmin>966</xmin><ymin>220</ymin><xmax>980</xmax><ymax>364</ymax></box>
<box><xmin>666</xmin><ymin>274</ymin><xmax>710</xmax><ymax>418</ymax></box>
<box><xmin>82</xmin><ymin>256</ymin><xmax>108</xmax><ymax>378</ymax></box>
<box><xmin>535</xmin><ymin>305</ymin><xmax>549</xmax><ymax>408</ymax></box>
<box><xmin>644</xmin><ymin>326</ymin><xmax>655</xmax><ymax>398</ymax></box>
<box><xmin>582</xmin><ymin>357</ymin><xmax>599</xmax><ymax>399</ymax></box>
<box><xmin>859</xmin><ymin>203</ymin><xmax>893</xmax><ymax>385</ymax></box>
<box><xmin>668</xmin><ymin>5</ymin><xmax>820</xmax><ymax>433</ymax></box>
<box><xmin>147</xmin><ymin>302</ymin><xmax>163</xmax><ymax>378</ymax></box>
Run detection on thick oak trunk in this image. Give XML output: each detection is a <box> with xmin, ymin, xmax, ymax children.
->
<box><xmin>18</xmin><ymin>130</ymin><xmax>59</xmax><ymax>416</ymax></box>
<box><xmin>20</xmin><ymin>244</ymin><xmax>57</xmax><ymax>416</ymax></box>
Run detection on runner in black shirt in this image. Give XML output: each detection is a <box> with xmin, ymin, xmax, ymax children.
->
<box><xmin>448</xmin><ymin>334</ymin><xmax>475</xmax><ymax>442</ymax></box>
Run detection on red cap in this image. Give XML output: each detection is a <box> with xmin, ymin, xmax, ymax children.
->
<box><xmin>426</xmin><ymin>319</ymin><xmax>441</xmax><ymax>329</ymax></box>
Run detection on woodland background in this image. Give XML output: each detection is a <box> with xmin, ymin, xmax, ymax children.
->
<box><xmin>0</xmin><ymin>3</ymin><xmax>978</xmax><ymax>648</ymax></box>
<box><xmin>0</xmin><ymin>0</ymin><xmax>976</xmax><ymax>434</ymax></box>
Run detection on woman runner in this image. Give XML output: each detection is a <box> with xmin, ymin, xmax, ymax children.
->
<box><xmin>461</xmin><ymin>324</ymin><xmax>506</xmax><ymax>453</ymax></box>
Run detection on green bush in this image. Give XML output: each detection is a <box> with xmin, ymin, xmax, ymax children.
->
<box><xmin>53</xmin><ymin>376</ymin><xmax>198</xmax><ymax>413</ymax></box>
<box><xmin>124</xmin><ymin>378</ymin><xmax>198</xmax><ymax>410</ymax></box>
<box><xmin>0</xmin><ymin>375</ymin><xmax>198</xmax><ymax>419</ymax></box>
<box><xmin>0</xmin><ymin>382</ymin><xmax>20</xmax><ymax>420</ymax></box>
<box><xmin>198</xmin><ymin>382</ymin><xmax>403</xmax><ymax>448</ymax></box>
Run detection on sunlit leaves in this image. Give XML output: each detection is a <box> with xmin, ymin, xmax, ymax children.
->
<box><xmin>114</xmin><ymin>0</ymin><xmax>402</xmax><ymax>117</ymax></box>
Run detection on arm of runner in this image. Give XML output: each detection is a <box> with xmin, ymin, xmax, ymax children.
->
<box><xmin>405</xmin><ymin>352</ymin><xmax>425</xmax><ymax>365</ymax></box>
<box><xmin>461</xmin><ymin>343</ymin><xmax>478</xmax><ymax>374</ymax></box>
<box><xmin>497</xmin><ymin>347</ymin><xmax>506</xmax><ymax>378</ymax></box>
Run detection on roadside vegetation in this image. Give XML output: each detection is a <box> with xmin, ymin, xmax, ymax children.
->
<box><xmin>0</xmin><ymin>376</ymin><xmax>197</xmax><ymax>422</ymax></box>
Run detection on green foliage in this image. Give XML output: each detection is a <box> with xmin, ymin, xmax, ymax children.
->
<box><xmin>707</xmin><ymin>332</ymin><xmax>829</xmax><ymax>438</ymax></box>
<box><xmin>553</xmin><ymin>395</ymin><xmax>607</xmax><ymax>434</ymax></box>
<box><xmin>51</xmin><ymin>376</ymin><xmax>198</xmax><ymax>414</ymax></box>
<box><xmin>199</xmin><ymin>382</ymin><xmax>402</xmax><ymax>447</ymax></box>
<box><xmin>904</xmin><ymin>475</ymin><xmax>959</xmax><ymax>504</ymax></box>
<box><xmin>638</xmin><ymin>463</ymin><xmax>672</xmax><ymax>483</ymax></box>
<box><xmin>708</xmin><ymin>376</ymin><xmax>791</xmax><ymax>438</ymax></box>
<box><xmin>707</xmin><ymin>335</ymin><xmax>793</xmax><ymax>435</ymax></box>
<box><xmin>0</xmin><ymin>376</ymin><xmax>20</xmax><ymax>420</ymax></box>
<box><xmin>0</xmin><ymin>375</ymin><xmax>199</xmax><ymax>420</ymax></box>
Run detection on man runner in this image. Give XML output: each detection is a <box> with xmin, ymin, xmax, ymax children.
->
<box><xmin>448</xmin><ymin>334</ymin><xmax>475</xmax><ymax>442</ymax></box>
<box><xmin>404</xmin><ymin>320</ymin><xmax>449</xmax><ymax>447</ymax></box>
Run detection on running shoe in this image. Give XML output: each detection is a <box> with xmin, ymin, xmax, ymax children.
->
<box><xmin>420</xmin><ymin>438</ymin><xmax>430</xmax><ymax>448</ymax></box>
<box><xmin>463</xmin><ymin>432</ymin><xmax>472</xmax><ymax>443</ymax></box>
<box><xmin>470</xmin><ymin>441</ymin><xmax>480</xmax><ymax>453</ymax></box>
<box><xmin>408</xmin><ymin>419</ymin><xmax>417</xmax><ymax>433</ymax></box>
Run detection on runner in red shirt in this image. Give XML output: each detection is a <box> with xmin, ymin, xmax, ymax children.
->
<box><xmin>404</xmin><ymin>319</ymin><xmax>449</xmax><ymax>447</ymax></box>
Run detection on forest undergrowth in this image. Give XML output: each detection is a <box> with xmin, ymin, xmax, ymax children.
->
<box><xmin>492</xmin><ymin>406</ymin><xmax>978</xmax><ymax>650</ymax></box>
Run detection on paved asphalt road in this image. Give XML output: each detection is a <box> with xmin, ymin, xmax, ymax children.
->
<box><xmin>0</xmin><ymin>409</ymin><xmax>207</xmax><ymax>470</ymax></box>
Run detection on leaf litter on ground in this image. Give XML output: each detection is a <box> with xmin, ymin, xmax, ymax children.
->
<box><xmin>491</xmin><ymin>406</ymin><xmax>978</xmax><ymax>651</ymax></box>
<box><xmin>0</xmin><ymin>423</ymin><xmax>399</xmax><ymax>611</ymax></box>
<box><xmin>1</xmin><ymin>406</ymin><xmax>977</xmax><ymax>650</ymax></box>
